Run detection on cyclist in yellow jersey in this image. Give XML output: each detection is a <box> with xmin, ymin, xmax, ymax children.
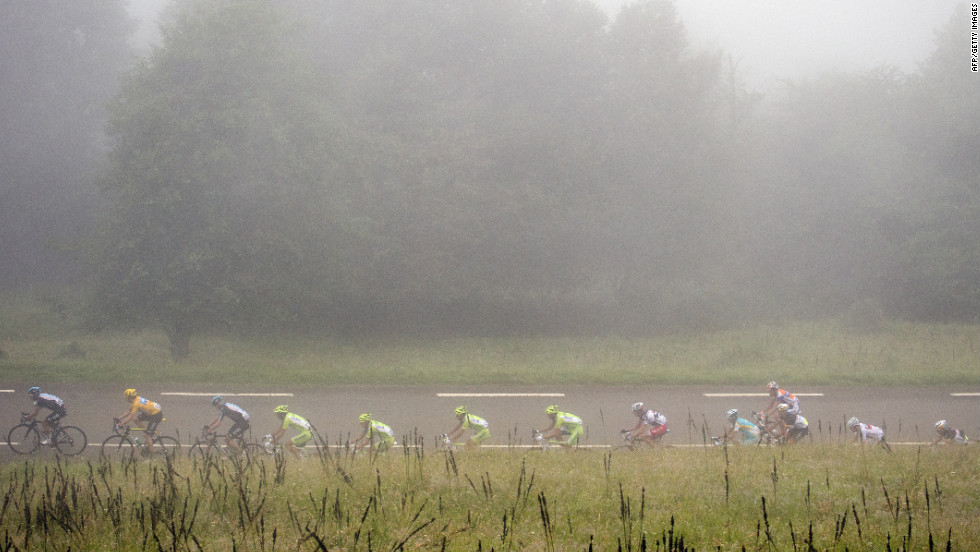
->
<box><xmin>444</xmin><ymin>406</ymin><xmax>490</xmax><ymax>450</ymax></box>
<box><xmin>535</xmin><ymin>405</ymin><xmax>583</xmax><ymax>451</ymax></box>
<box><xmin>115</xmin><ymin>388</ymin><xmax>164</xmax><ymax>454</ymax></box>
<box><xmin>354</xmin><ymin>413</ymin><xmax>394</xmax><ymax>451</ymax></box>
<box><xmin>272</xmin><ymin>405</ymin><xmax>313</xmax><ymax>458</ymax></box>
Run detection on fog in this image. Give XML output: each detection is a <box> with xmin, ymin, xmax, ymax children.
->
<box><xmin>1</xmin><ymin>1</ymin><xmax>976</xmax><ymax>357</ymax></box>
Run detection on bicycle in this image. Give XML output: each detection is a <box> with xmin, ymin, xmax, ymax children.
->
<box><xmin>101</xmin><ymin>423</ymin><xmax>180</xmax><ymax>459</ymax></box>
<box><xmin>7</xmin><ymin>413</ymin><xmax>87</xmax><ymax>456</ymax></box>
<box><xmin>754</xmin><ymin>411</ymin><xmax>785</xmax><ymax>446</ymax></box>
<box><xmin>532</xmin><ymin>429</ymin><xmax>575</xmax><ymax>451</ymax></box>
<box><xmin>188</xmin><ymin>427</ymin><xmax>265</xmax><ymax>459</ymax></box>
<box><xmin>615</xmin><ymin>427</ymin><xmax>669</xmax><ymax>450</ymax></box>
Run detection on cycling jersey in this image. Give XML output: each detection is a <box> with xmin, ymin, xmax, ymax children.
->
<box><xmin>553</xmin><ymin>411</ymin><xmax>584</xmax><ymax>446</ymax></box>
<box><xmin>856</xmin><ymin>423</ymin><xmax>884</xmax><ymax>443</ymax></box>
<box><xmin>640</xmin><ymin>410</ymin><xmax>667</xmax><ymax>426</ymax></box>
<box><xmin>460</xmin><ymin>413</ymin><xmax>490</xmax><ymax>443</ymax></box>
<box><xmin>129</xmin><ymin>396</ymin><xmax>162</xmax><ymax>416</ymax></box>
<box><xmin>732</xmin><ymin>417</ymin><xmax>761</xmax><ymax>444</ymax></box>
<box><xmin>34</xmin><ymin>393</ymin><xmax>67</xmax><ymax>415</ymax></box>
<box><xmin>774</xmin><ymin>389</ymin><xmax>800</xmax><ymax>414</ymax></box>
<box><xmin>281</xmin><ymin>412</ymin><xmax>313</xmax><ymax>447</ymax></box>
<box><xmin>218</xmin><ymin>403</ymin><xmax>249</xmax><ymax>424</ymax></box>
<box><xmin>938</xmin><ymin>427</ymin><xmax>969</xmax><ymax>445</ymax></box>
<box><xmin>366</xmin><ymin>420</ymin><xmax>395</xmax><ymax>449</ymax></box>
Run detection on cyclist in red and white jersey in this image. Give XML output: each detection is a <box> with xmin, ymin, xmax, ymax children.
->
<box><xmin>621</xmin><ymin>402</ymin><xmax>668</xmax><ymax>446</ymax></box>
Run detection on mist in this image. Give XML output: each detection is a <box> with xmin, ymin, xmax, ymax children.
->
<box><xmin>1</xmin><ymin>0</ymin><xmax>976</xmax><ymax>357</ymax></box>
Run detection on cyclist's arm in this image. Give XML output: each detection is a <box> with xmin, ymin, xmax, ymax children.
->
<box><xmin>272</xmin><ymin>427</ymin><xmax>286</xmax><ymax>442</ymax></box>
<box><xmin>206</xmin><ymin>417</ymin><xmax>221</xmax><ymax>433</ymax></box>
<box><xmin>26</xmin><ymin>405</ymin><xmax>41</xmax><ymax>420</ymax></box>
<box><xmin>625</xmin><ymin>420</ymin><xmax>643</xmax><ymax>434</ymax></box>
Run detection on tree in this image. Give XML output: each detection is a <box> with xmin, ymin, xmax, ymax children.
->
<box><xmin>94</xmin><ymin>1</ymin><xmax>342</xmax><ymax>359</ymax></box>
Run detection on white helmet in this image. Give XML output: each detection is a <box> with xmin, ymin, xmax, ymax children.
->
<box><xmin>847</xmin><ymin>417</ymin><xmax>860</xmax><ymax>429</ymax></box>
<box><xmin>632</xmin><ymin>402</ymin><xmax>644</xmax><ymax>414</ymax></box>
<box><xmin>935</xmin><ymin>420</ymin><xmax>947</xmax><ymax>431</ymax></box>
<box><xmin>777</xmin><ymin>403</ymin><xmax>790</xmax><ymax>413</ymax></box>
<box><xmin>726</xmin><ymin>408</ymin><xmax>739</xmax><ymax>420</ymax></box>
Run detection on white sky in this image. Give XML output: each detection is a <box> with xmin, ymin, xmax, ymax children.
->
<box><xmin>595</xmin><ymin>0</ymin><xmax>963</xmax><ymax>88</ymax></box>
<box><xmin>129</xmin><ymin>0</ymin><xmax>964</xmax><ymax>90</ymax></box>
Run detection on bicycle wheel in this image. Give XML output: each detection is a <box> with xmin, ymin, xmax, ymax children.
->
<box><xmin>53</xmin><ymin>426</ymin><xmax>87</xmax><ymax>456</ymax></box>
<box><xmin>152</xmin><ymin>435</ymin><xmax>180</xmax><ymax>458</ymax></box>
<box><xmin>7</xmin><ymin>423</ymin><xmax>41</xmax><ymax>454</ymax></box>
<box><xmin>101</xmin><ymin>434</ymin><xmax>136</xmax><ymax>460</ymax></box>
<box><xmin>188</xmin><ymin>440</ymin><xmax>219</xmax><ymax>460</ymax></box>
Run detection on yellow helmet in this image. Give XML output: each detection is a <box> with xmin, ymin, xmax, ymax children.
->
<box><xmin>358</xmin><ymin>413</ymin><xmax>372</xmax><ymax>423</ymax></box>
<box><xmin>545</xmin><ymin>405</ymin><xmax>559</xmax><ymax>415</ymax></box>
<box><xmin>273</xmin><ymin>405</ymin><xmax>289</xmax><ymax>414</ymax></box>
<box><xmin>455</xmin><ymin>406</ymin><xmax>467</xmax><ymax>417</ymax></box>
<box><xmin>124</xmin><ymin>388</ymin><xmax>138</xmax><ymax>399</ymax></box>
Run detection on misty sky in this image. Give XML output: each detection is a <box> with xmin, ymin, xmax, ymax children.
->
<box><xmin>129</xmin><ymin>0</ymin><xmax>963</xmax><ymax>89</ymax></box>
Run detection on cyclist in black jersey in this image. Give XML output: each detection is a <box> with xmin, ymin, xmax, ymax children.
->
<box><xmin>205</xmin><ymin>396</ymin><xmax>251</xmax><ymax>454</ymax></box>
<box><xmin>25</xmin><ymin>387</ymin><xmax>67</xmax><ymax>446</ymax></box>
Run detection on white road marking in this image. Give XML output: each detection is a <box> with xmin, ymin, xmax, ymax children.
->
<box><xmin>160</xmin><ymin>392</ymin><xmax>294</xmax><ymax>397</ymax></box>
<box><xmin>703</xmin><ymin>393</ymin><xmax>824</xmax><ymax>397</ymax></box>
<box><xmin>0</xmin><ymin>390</ymin><xmax>14</xmax><ymax>393</ymax></box>
<box><xmin>950</xmin><ymin>393</ymin><xmax>979</xmax><ymax>397</ymax></box>
<box><xmin>436</xmin><ymin>393</ymin><xmax>564</xmax><ymax>397</ymax></box>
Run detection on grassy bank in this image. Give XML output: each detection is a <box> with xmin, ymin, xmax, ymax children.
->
<box><xmin>1</xmin><ymin>443</ymin><xmax>977</xmax><ymax>550</ymax></box>
<box><xmin>0</xmin><ymin>297</ymin><xmax>976</xmax><ymax>386</ymax></box>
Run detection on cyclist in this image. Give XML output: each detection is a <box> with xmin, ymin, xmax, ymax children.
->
<box><xmin>115</xmin><ymin>388</ymin><xmax>164</xmax><ymax>454</ymax></box>
<box><xmin>354</xmin><ymin>413</ymin><xmax>394</xmax><ymax>451</ymax></box>
<box><xmin>763</xmin><ymin>381</ymin><xmax>801</xmax><ymax>417</ymax></box>
<box><xmin>25</xmin><ymin>387</ymin><xmax>67</xmax><ymax>446</ymax></box>
<box><xmin>932</xmin><ymin>420</ymin><xmax>969</xmax><ymax>446</ymax></box>
<box><xmin>205</xmin><ymin>396</ymin><xmax>250</xmax><ymax>455</ymax></box>
<box><xmin>271</xmin><ymin>405</ymin><xmax>313</xmax><ymax>458</ymax></box>
<box><xmin>535</xmin><ymin>405</ymin><xmax>584</xmax><ymax>451</ymax></box>
<box><xmin>847</xmin><ymin>417</ymin><xmax>889</xmax><ymax>450</ymax></box>
<box><xmin>621</xmin><ymin>402</ymin><xmax>667</xmax><ymax>447</ymax></box>
<box><xmin>777</xmin><ymin>403</ymin><xmax>809</xmax><ymax>443</ymax></box>
<box><xmin>718</xmin><ymin>408</ymin><xmax>761</xmax><ymax>445</ymax></box>
<box><xmin>444</xmin><ymin>406</ymin><xmax>490</xmax><ymax>450</ymax></box>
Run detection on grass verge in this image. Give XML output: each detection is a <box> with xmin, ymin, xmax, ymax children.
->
<box><xmin>0</xmin><ymin>442</ymin><xmax>976</xmax><ymax>550</ymax></box>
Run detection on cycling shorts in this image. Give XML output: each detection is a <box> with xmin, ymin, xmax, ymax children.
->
<box><xmin>647</xmin><ymin>424</ymin><xmax>667</xmax><ymax>438</ymax></box>
<box><xmin>229</xmin><ymin>419</ymin><xmax>250</xmax><ymax>439</ymax></box>
<box><xmin>291</xmin><ymin>431</ymin><xmax>312</xmax><ymax>447</ymax></box>
<box><xmin>139</xmin><ymin>411</ymin><xmax>164</xmax><ymax>433</ymax></box>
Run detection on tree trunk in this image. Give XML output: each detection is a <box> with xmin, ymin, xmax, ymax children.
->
<box><xmin>166</xmin><ymin>320</ymin><xmax>192</xmax><ymax>362</ymax></box>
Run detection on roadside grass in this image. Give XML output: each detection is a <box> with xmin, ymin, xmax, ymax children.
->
<box><xmin>0</xmin><ymin>296</ymin><xmax>977</xmax><ymax>386</ymax></box>
<box><xmin>0</xmin><ymin>443</ymin><xmax>976</xmax><ymax>550</ymax></box>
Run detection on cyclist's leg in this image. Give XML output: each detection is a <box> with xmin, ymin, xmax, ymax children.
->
<box><xmin>143</xmin><ymin>413</ymin><xmax>163</xmax><ymax>452</ymax></box>
<box><xmin>227</xmin><ymin>422</ymin><xmax>247</xmax><ymax>453</ymax></box>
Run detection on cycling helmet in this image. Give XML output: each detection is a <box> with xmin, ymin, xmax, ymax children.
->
<box><xmin>124</xmin><ymin>388</ymin><xmax>138</xmax><ymax>399</ymax></box>
<box><xmin>27</xmin><ymin>386</ymin><xmax>40</xmax><ymax>396</ymax></box>
<box><xmin>935</xmin><ymin>420</ymin><xmax>947</xmax><ymax>431</ymax></box>
<box><xmin>210</xmin><ymin>395</ymin><xmax>223</xmax><ymax>406</ymax></box>
<box><xmin>273</xmin><ymin>405</ymin><xmax>289</xmax><ymax>414</ymax></box>
<box><xmin>777</xmin><ymin>403</ymin><xmax>790</xmax><ymax>413</ymax></box>
<box><xmin>766</xmin><ymin>381</ymin><xmax>778</xmax><ymax>392</ymax></box>
<box><xmin>454</xmin><ymin>406</ymin><xmax>467</xmax><ymax>416</ymax></box>
<box><xmin>358</xmin><ymin>413</ymin><xmax>372</xmax><ymax>423</ymax></box>
<box><xmin>631</xmin><ymin>402</ymin><xmax>644</xmax><ymax>414</ymax></box>
<box><xmin>726</xmin><ymin>408</ymin><xmax>739</xmax><ymax>420</ymax></box>
<box><xmin>847</xmin><ymin>417</ymin><xmax>860</xmax><ymax>429</ymax></box>
<box><xmin>545</xmin><ymin>405</ymin><xmax>559</xmax><ymax>415</ymax></box>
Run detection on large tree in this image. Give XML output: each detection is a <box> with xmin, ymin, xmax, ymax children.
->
<box><xmin>94</xmin><ymin>1</ymin><xmax>345</xmax><ymax>359</ymax></box>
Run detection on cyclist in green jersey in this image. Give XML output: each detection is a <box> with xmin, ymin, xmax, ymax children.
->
<box><xmin>444</xmin><ymin>406</ymin><xmax>490</xmax><ymax>450</ymax></box>
<box><xmin>535</xmin><ymin>405</ymin><xmax>584</xmax><ymax>451</ymax></box>
<box><xmin>354</xmin><ymin>413</ymin><xmax>394</xmax><ymax>451</ymax></box>
<box><xmin>271</xmin><ymin>405</ymin><xmax>313</xmax><ymax>458</ymax></box>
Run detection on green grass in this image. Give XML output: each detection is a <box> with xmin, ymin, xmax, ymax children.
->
<box><xmin>0</xmin><ymin>443</ymin><xmax>977</xmax><ymax>550</ymax></box>
<box><xmin>0</xmin><ymin>295</ymin><xmax>977</xmax><ymax>386</ymax></box>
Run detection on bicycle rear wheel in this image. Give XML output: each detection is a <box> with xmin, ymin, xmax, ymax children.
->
<box><xmin>243</xmin><ymin>443</ymin><xmax>267</xmax><ymax>460</ymax></box>
<box><xmin>152</xmin><ymin>435</ymin><xmax>180</xmax><ymax>458</ymax></box>
<box><xmin>53</xmin><ymin>426</ymin><xmax>87</xmax><ymax>456</ymax></box>
<box><xmin>7</xmin><ymin>424</ymin><xmax>41</xmax><ymax>454</ymax></box>
<box><xmin>101</xmin><ymin>434</ymin><xmax>136</xmax><ymax>460</ymax></box>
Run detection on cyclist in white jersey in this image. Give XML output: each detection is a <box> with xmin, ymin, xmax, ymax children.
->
<box><xmin>848</xmin><ymin>417</ymin><xmax>889</xmax><ymax>450</ymax></box>
<box><xmin>206</xmin><ymin>396</ymin><xmax>250</xmax><ymax>454</ymax></box>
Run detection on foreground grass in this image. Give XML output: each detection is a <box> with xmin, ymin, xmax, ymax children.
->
<box><xmin>1</xmin><ymin>443</ymin><xmax>977</xmax><ymax>550</ymax></box>
<box><xmin>0</xmin><ymin>296</ymin><xmax>977</xmax><ymax>386</ymax></box>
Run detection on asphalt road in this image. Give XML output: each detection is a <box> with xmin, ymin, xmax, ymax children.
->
<box><xmin>1</xmin><ymin>383</ymin><xmax>977</xmax><ymax>458</ymax></box>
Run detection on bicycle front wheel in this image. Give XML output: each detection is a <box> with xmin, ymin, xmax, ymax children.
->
<box><xmin>7</xmin><ymin>424</ymin><xmax>41</xmax><ymax>454</ymax></box>
<box><xmin>152</xmin><ymin>435</ymin><xmax>180</xmax><ymax>458</ymax></box>
<box><xmin>101</xmin><ymin>434</ymin><xmax>136</xmax><ymax>460</ymax></box>
<box><xmin>242</xmin><ymin>443</ymin><xmax>267</xmax><ymax>460</ymax></box>
<box><xmin>53</xmin><ymin>426</ymin><xmax>87</xmax><ymax>456</ymax></box>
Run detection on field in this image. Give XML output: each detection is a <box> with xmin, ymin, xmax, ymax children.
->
<box><xmin>0</xmin><ymin>442</ymin><xmax>977</xmax><ymax>550</ymax></box>
<box><xmin>0</xmin><ymin>295</ymin><xmax>976</xmax><ymax>386</ymax></box>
